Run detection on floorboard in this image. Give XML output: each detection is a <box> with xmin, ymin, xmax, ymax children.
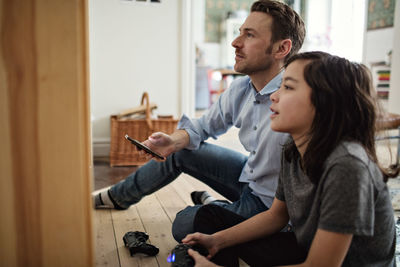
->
<box><xmin>154</xmin><ymin>180</ymin><xmax>188</xmax><ymax>222</ymax></box>
<box><xmin>111</xmin><ymin>207</ymin><xmax>158</xmax><ymax>267</ymax></box>
<box><xmin>135</xmin><ymin>194</ymin><xmax>178</xmax><ymax>267</ymax></box>
<box><xmin>94</xmin><ymin>209</ymin><xmax>120</xmax><ymax>267</ymax></box>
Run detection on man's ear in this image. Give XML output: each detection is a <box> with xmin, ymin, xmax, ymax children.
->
<box><xmin>273</xmin><ymin>39</ymin><xmax>292</xmax><ymax>60</ymax></box>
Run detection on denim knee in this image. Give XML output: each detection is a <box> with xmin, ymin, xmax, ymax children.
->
<box><xmin>172</xmin><ymin>205</ymin><xmax>200</xmax><ymax>242</ymax></box>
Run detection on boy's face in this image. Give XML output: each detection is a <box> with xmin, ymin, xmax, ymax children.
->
<box><xmin>231</xmin><ymin>11</ymin><xmax>275</xmax><ymax>75</ymax></box>
<box><xmin>269</xmin><ymin>60</ymin><xmax>315</xmax><ymax>140</ymax></box>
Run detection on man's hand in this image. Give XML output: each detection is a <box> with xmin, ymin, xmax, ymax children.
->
<box><xmin>182</xmin><ymin>233</ymin><xmax>220</xmax><ymax>259</ymax></box>
<box><xmin>141</xmin><ymin>132</ymin><xmax>175</xmax><ymax>160</ymax></box>
<box><xmin>140</xmin><ymin>129</ymin><xmax>190</xmax><ymax>161</ymax></box>
<box><xmin>187</xmin><ymin>249</ymin><xmax>222</xmax><ymax>267</ymax></box>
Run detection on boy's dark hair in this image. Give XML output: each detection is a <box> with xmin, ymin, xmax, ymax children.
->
<box><xmin>251</xmin><ymin>0</ymin><xmax>305</xmax><ymax>62</ymax></box>
<box><xmin>284</xmin><ymin>51</ymin><xmax>398</xmax><ymax>183</ymax></box>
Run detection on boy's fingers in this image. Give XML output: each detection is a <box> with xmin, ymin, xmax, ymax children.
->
<box><xmin>187</xmin><ymin>249</ymin><xmax>200</xmax><ymax>258</ymax></box>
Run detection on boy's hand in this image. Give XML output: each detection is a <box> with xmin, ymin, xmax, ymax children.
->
<box><xmin>182</xmin><ymin>232</ymin><xmax>219</xmax><ymax>258</ymax></box>
<box><xmin>187</xmin><ymin>249</ymin><xmax>222</xmax><ymax>267</ymax></box>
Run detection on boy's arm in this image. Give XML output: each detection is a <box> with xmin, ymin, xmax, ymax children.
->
<box><xmin>279</xmin><ymin>229</ymin><xmax>352</xmax><ymax>267</ymax></box>
<box><xmin>213</xmin><ymin>198</ymin><xmax>289</xmax><ymax>250</ymax></box>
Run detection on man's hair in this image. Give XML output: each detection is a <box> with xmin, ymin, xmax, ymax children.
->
<box><xmin>284</xmin><ymin>51</ymin><xmax>398</xmax><ymax>183</ymax></box>
<box><xmin>251</xmin><ymin>0</ymin><xmax>305</xmax><ymax>61</ymax></box>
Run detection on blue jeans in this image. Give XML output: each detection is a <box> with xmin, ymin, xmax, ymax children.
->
<box><xmin>172</xmin><ymin>186</ymin><xmax>268</xmax><ymax>241</ymax></box>
<box><xmin>109</xmin><ymin>142</ymin><xmax>268</xmax><ymax>241</ymax></box>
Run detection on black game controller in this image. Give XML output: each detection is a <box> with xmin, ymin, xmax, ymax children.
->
<box><xmin>123</xmin><ymin>231</ymin><xmax>159</xmax><ymax>256</ymax></box>
<box><xmin>168</xmin><ymin>243</ymin><xmax>208</xmax><ymax>267</ymax></box>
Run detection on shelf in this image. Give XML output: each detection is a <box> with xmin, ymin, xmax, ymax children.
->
<box><xmin>370</xmin><ymin>63</ymin><xmax>390</xmax><ymax>100</ymax></box>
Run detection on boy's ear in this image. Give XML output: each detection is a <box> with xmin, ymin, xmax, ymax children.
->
<box><xmin>273</xmin><ymin>39</ymin><xmax>292</xmax><ymax>60</ymax></box>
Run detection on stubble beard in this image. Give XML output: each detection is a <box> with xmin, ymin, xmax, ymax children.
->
<box><xmin>234</xmin><ymin>45</ymin><xmax>274</xmax><ymax>76</ymax></box>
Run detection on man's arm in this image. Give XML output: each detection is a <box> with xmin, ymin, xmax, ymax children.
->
<box><xmin>177</xmin><ymin>78</ymin><xmax>242</xmax><ymax>150</ymax></box>
<box><xmin>168</xmin><ymin>129</ymin><xmax>190</xmax><ymax>152</ymax></box>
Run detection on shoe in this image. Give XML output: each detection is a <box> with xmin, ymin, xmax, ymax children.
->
<box><xmin>191</xmin><ymin>191</ymin><xmax>231</xmax><ymax>205</ymax></box>
<box><xmin>93</xmin><ymin>190</ymin><xmax>113</xmax><ymax>209</ymax></box>
<box><xmin>93</xmin><ymin>189</ymin><xmax>125</xmax><ymax>210</ymax></box>
<box><xmin>190</xmin><ymin>191</ymin><xmax>206</xmax><ymax>205</ymax></box>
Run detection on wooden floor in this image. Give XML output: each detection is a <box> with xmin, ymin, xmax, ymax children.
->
<box><xmin>93</xmin><ymin>169</ymin><xmax>226</xmax><ymax>267</ymax></box>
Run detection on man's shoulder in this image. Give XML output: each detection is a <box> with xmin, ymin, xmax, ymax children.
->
<box><xmin>226</xmin><ymin>76</ymin><xmax>252</xmax><ymax>99</ymax></box>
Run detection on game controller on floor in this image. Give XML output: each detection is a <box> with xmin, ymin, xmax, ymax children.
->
<box><xmin>123</xmin><ymin>231</ymin><xmax>159</xmax><ymax>256</ymax></box>
<box><xmin>168</xmin><ymin>243</ymin><xmax>209</xmax><ymax>267</ymax></box>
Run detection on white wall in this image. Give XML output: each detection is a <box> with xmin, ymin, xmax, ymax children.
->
<box><xmin>388</xmin><ymin>0</ymin><xmax>400</xmax><ymax>114</ymax></box>
<box><xmin>363</xmin><ymin>27</ymin><xmax>394</xmax><ymax>64</ymax></box>
<box><xmin>89</xmin><ymin>0</ymin><xmax>182</xmax><ymax>156</ymax></box>
<box><xmin>362</xmin><ymin>0</ymin><xmax>399</xmax><ymax>114</ymax></box>
<box><xmin>193</xmin><ymin>0</ymin><xmax>205</xmax><ymax>44</ymax></box>
<box><xmin>303</xmin><ymin>0</ymin><xmax>366</xmax><ymax>62</ymax></box>
<box><xmin>330</xmin><ymin>0</ymin><xmax>365</xmax><ymax>62</ymax></box>
<box><xmin>302</xmin><ymin>0</ymin><xmax>331</xmax><ymax>53</ymax></box>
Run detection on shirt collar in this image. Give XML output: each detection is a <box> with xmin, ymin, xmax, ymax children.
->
<box><xmin>259</xmin><ymin>70</ymin><xmax>283</xmax><ymax>95</ymax></box>
<box><xmin>248</xmin><ymin>70</ymin><xmax>283</xmax><ymax>101</ymax></box>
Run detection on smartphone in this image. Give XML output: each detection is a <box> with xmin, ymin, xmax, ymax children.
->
<box><xmin>125</xmin><ymin>134</ymin><xmax>165</xmax><ymax>160</ymax></box>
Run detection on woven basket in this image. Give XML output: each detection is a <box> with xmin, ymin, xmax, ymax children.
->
<box><xmin>110</xmin><ymin>92</ymin><xmax>178</xmax><ymax>166</ymax></box>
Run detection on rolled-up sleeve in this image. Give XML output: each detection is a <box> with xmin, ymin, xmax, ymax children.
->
<box><xmin>177</xmin><ymin>114</ymin><xmax>203</xmax><ymax>150</ymax></box>
<box><xmin>177</xmin><ymin>80</ymin><xmax>239</xmax><ymax>150</ymax></box>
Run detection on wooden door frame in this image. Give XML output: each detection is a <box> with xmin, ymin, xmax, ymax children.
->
<box><xmin>180</xmin><ymin>0</ymin><xmax>196</xmax><ymax>118</ymax></box>
<box><xmin>0</xmin><ymin>0</ymin><xmax>93</xmax><ymax>266</ymax></box>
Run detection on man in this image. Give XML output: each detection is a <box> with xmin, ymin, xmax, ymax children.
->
<box><xmin>94</xmin><ymin>0</ymin><xmax>305</xmax><ymax>242</ymax></box>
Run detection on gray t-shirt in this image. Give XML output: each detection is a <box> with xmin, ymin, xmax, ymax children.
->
<box><xmin>275</xmin><ymin>141</ymin><xmax>396</xmax><ymax>266</ymax></box>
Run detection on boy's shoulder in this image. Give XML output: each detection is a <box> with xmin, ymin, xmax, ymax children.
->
<box><xmin>324</xmin><ymin>141</ymin><xmax>384</xmax><ymax>186</ymax></box>
<box><xmin>327</xmin><ymin>141</ymin><xmax>368</xmax><ymax>165</ymax></box>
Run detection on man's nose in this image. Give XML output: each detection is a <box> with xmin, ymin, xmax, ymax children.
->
<box><xmin>231</xmin><ymin>35</ymin><xmax>243</xmax><ymax>48</ymax></box>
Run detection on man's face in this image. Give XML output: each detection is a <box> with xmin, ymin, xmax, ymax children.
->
<box><xmin>231</xmin><ymin>11</ymin><xmax>275</xmax><ymax>75</ymax></box>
